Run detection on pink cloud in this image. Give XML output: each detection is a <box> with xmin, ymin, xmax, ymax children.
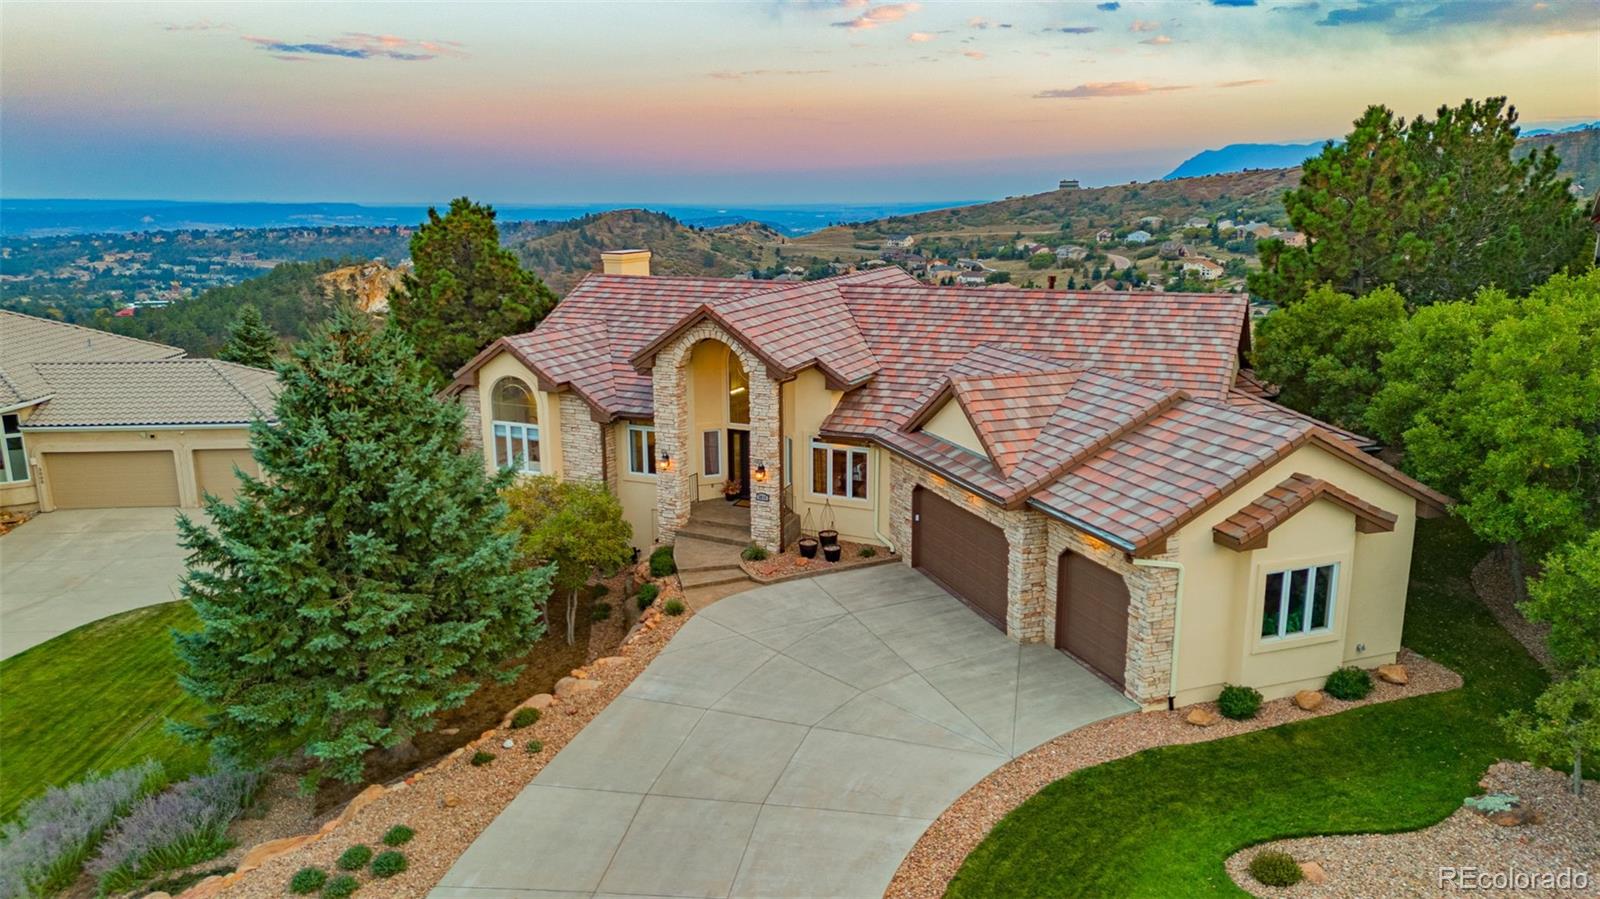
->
<box><xmin>835</xmin><ymin>3</ymin><xmax>920</xmax><ymax>31</ymax></box>
<box><xmin>1141</xmin><ymin>35</ymin><xmax>1173</xmax><ymax>45</ymax></box>
<box><xmin>963</xmin><ymin>50</ymin><xmax>986</xmax><ymax>60</ymax></box>
<box><xmin>907</xmin><ymin>31</ymin><xmax>935</xmax><ymax>42</ymax></box>
<box><xmin>1034</xmin><ymin>81</ymin><xmax>1191</xmax><ymax>99</ymax></box>
<box><xmin>1130</xmin><ymin>19</ymin><xmax>1161</xmax><ymax>32</ymax></box>
<box><xmin>1218</xmin><ymin>78</ymin><xmax>1270</xmax><ymax>88</ymax></box>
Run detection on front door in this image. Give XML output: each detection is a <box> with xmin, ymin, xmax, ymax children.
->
<box><xmin>727</xmin><ymin>429</ymin><xmax>751</xmax><ymax>499</ymax></box>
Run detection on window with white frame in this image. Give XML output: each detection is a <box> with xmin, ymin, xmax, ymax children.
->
<box><xmin>490</xmin><ymin>377</ymin><xmax>540</xmax><ymax>473</ymax></box>
<box><xmin>1261</xmin><ymin>562</ymin><xmax>1337</xmax><ymax>639</ymax></box>
<box><xmin>783</xmin><ymin>436</ymin><xmax>793</xmax><ymax>488</ymax></box>
<box><xmin>702</xmin><ymin>430</ymin><xmax>722</xmax><ymax>478</ymax></box>
<box><xmin>628</xmin><ymin>424</ymin><xmax>657</xmax><ymax>476</ymax></box>
<box><xmin>811</xmin><ymin>440</ymin><xmax>868</xmax><ymax>500</ymax></box>
<box><xmin>1</xmin><ymin>414</ymin><xmax>27</xmax><ymax>484</ymax></box>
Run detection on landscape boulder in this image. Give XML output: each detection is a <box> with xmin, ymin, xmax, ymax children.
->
<box><xmin>236</xmin><ymin>833</ymin><xmax>318</xmax><ymax>874</ymax></box>
<box><xmin>1186</xmin><ymin>707</ymin><xmax>1220</xmax><ymax>727</ymax></box>
<box><xmin>1299</xmin><ymin>861</ymin><xmax>1327</xmax><ymax>884</ymax></box>
<box><xmin>1293</xmin><ymin>690</ymin><xmax>1325</xmax><ymax>711</ymax></box>
<box><xmin>1377</xmin><ymin>664</ymin><xmax>1408</xmax><ymax>685</ymax></box>
<box><xmin>554</xmin><ymin>676</ymin><xmax>599</xmax><ymax>699</ymax></box>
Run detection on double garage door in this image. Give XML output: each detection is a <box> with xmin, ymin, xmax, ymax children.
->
<box><xmin>42</xmin><ymin>448</ymin><xmax>255</xmax><ymax>509</ymax></box>
<box><xmin>912</xmin><ymin>487</ymin><xmax>1130</xmax><ymax>689</ymax></box>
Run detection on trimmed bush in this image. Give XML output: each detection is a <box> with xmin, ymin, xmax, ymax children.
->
<box><xmin>741</xmin><ymin>543</ymin><xmax>769</xmax><ymax>561</ymax></box>
<box><xmin>663</xmin><ymin>598</ymin><xmax>686</xmax><ymax>617</ymax></box>
<box><xmin>370</xmin><ymin>850</ymin><xmax>408</xmax><ymax>878</ymax></box>
<box><xmin>649</xmin><ymin>545</ymin><xmax>676</xmax><ymax>577</ymax></box>
<box><xmin>635</xmin><ymin>583</ymin><xmax>660</xmax><ymax>610</ymax></box>
<box><xmin>470</xmin><ymin>751</ymin><xmax>496</xmax><ymax>767</ymax></box>
<box><xmin>859</xmin><ymin>546</ymin><xmax>878</xmax><ymax>558</ymax></box>
<box><xmin>290</xmin><ymin>866</ymin><xmax>329</xmax><ymax>894</ymax></box>
<box><xmin>591</xmin><ymin>602</ymin><xmax>613</xmax><ymax>622</ymax></box>
<box><xmin>510</xmin><ymin>707</ymin><xmax>541</xmax><ymax>729</ymax></box>
<box><xmin>381</xmin><ymin>825</ymin><xmax>415</xmax><ymax>848</ymax></box>
<box><xmin>336</xmin><ymin>845</ymin><xmax>372</xmax><ymax>871</ymax></box>
<box><xmin>1248</xmin><ymin>849</ymin><xmax>1303</xmax><ymax>887</ymax></box>
<box><xmin>0</xmin><ymin>759</ymin><xmax>162</xmax><ymax>899</ymax></box>
<box><xmin>525</xmin><ymin>739</ymin><xmax>544</xmax><ymax>754</ymax></box>
<box><xmin>589</xmin><ymin>582</ymin><xmax>611</xmax><ymax>599</ymax></box>
<box><xmin>88</xmin><ymin>766</ymin><xmax>262</xmax><ymax>895</ymax></box>
<box><xmin>1217</xmin><ymin>684</ymin><xmax>1263</xmax><ymax>720</ymax></box>
<box><xmin>322</xmin><ymin>873</ymin><xmax>360</xmax><ymax>898</ymax></box>
<box><xmin>1325</xmin><ymin>666</ymin><xmax>1374</xmax><ymax>701</ymax></box>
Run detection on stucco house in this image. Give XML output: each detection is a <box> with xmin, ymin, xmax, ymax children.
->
<box><xmin>0</xmin><ymin>310</ymin><xmax>274</xmax><ymax>512</ymax></box>
<box><xmin>449</xmin><ymin>250</ymin><xmax>1449</xmax><ymax>710</ymax></box>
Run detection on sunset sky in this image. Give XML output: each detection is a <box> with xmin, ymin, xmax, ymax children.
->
<box><xmin>3</xmin><ymin>0</ymin><xmax>1597</xmax><ymax>204</ymax></box>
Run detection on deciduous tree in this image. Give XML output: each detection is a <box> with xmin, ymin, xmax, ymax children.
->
<box><xmin>502</xmin><ymin>476</ymin><xmax>633</xmax><ymax>645</ymax></box>
<box><xmin>174</xmin><ymin>310</ymin><xmax>552</xmax><ymax>786</ymax></box>
<box><xmin>1250</xmin><ymin>284</ymin><xmax>1408</xmax><ymax>432</ymax></box>
<box><xmin>1504</xmin><ymin>666</ymin><xmax>1600</xmax><ymax>797</ymax></box>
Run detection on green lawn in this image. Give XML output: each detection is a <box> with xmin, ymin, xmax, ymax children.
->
<box><xmin>947</xmin><ymin>519</ymin><xmax>1550</xmax><ymax>898</ymax></box>
<box><xmin>0</xmin><ymin>602</ymin><xmax>210</xmax><ymax>821</ymax></box>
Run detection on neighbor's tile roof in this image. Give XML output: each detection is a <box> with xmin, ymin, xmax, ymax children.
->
<box><xmin>20</xmin><ymin>360</ymin><xmax>278</xmax><ymax>428</ymax></box>
<box><xmin>1212</xmin><ymin>471</ymin><xmax>1398</xmax><ymax>551</ymax></box>
<box><xmin>0</xmin><ymin>309</ymin><xmax>184</xmax><ymax>407</ymax></box>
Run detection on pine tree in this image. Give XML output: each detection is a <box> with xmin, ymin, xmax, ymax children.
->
<box><xmin>216</xmin><ymin>304</ymin><xmax>279</xmax><ymax>368</ymax></box>
<box><xmin>390</xmin><ymin>198</ymin><xmax>558</xmax><ymax>383</ymax></box>
<box><xmin>173</xmin><ymin>310</ymin><xmax>553</xmax><ymax>786</ymax></box>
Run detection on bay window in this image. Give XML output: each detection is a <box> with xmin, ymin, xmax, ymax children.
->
<box><xmin>811</xmin><ymin>440</ymin><xmax>868</xmax><ymax>500</ymax></box>
<box><xmin>1261</xmin><ymin>562</ymin><xmax>1337</xmax><ymax>639</ymax></box>
<box><xmin>491</xmin><ymin>378</ymin><xmax>540</xmax><ymax>473</ymax></box>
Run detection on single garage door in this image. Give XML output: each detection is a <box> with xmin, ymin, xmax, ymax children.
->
<box><xmin>1056</xmin><ymin>551</ymin><xmax>1130</xmax><ymax>689</ymax></box>
<box><xmin>44</xmin><ymin>450</ymin><xmax>180</xmax><ymax>509</ymax></box>
<box><xmin>912</xmin><ymin>487</ymin><xmax>1008</xmax><ymax>628</ymax></box>
<box><xmin>194</xmin><ymin>448</ymin><xmax>257</xmax><ymax>504</ymax></box>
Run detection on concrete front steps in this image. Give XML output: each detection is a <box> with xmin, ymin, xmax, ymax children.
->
<box><xmin>674</xmin><ymin>535</ymin><xmax>751</xmax><ymax>589</ymax></box>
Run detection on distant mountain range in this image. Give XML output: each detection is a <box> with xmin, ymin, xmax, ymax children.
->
<box><xmin>1165</xmin><ymin>122</ymin><xmax>1600</xmax><ymax>181</ymax></box>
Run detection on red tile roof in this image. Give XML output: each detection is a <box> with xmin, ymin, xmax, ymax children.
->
<box><xmin>1213</xmin><ymin>472</ymin><xmax>1398</xmax><ymax>551</ymax></box>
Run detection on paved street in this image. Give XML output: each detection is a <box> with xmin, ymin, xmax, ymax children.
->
<box><xmin>0</xmin><ymin>508</ymin><xmax>192</xmax><ymax>659</ymax></box>
<box><xmin>434</xmin><ymin>565</ymin><xmax>1134</xmax><ymax>899</ymax></box>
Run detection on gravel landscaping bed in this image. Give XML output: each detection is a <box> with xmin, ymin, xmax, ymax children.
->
<box><xmin>741</xmin><ymin>538</ymin><xmax>895</xmax><ymax>582</ymax></box>
<box><xmin>886</xmin><ymin>650</ymin><xmax>1462</xmax><ymax>899</ymax></box>
<box><xmin>1226</xmin><ymin>761</ymin><xmax>1598</xmax><ymax>897</ymax></box>
<box><xmin>201</xmin><ymin>578</ymin><xmax>694</xmax><ymax>899</ymax></box>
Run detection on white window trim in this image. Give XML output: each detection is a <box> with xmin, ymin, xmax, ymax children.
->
<box><xmin>1262</xmin><ymin>562</ymin><xmax>1338</xmax><ymax>641</ymax></box>
<box><xmin>783</xmin><ymin>436</ymin><xmax>793</xmax><ymax>488</ymax></box>
<box><xmin>1</xmin><ymin>414</ymin><xmax>28</xmax><ymax>485</ymax></box>
<box><xmin>492</xmin><ymin>420</ymin><xmax>541</xmax><ymax>474</ymax></box>
<box><xmin>627</xmin><ymin>424</ymin><xmax>657</xmax><ymax>477</ymax></box>
<box><xmin>810</xmin><ymin>440</ymin><xmax>870</xmax><ymax>501</ymax></box>
<box><xmin>702</xmin><ymin>429</ymin><xmax>722</xmax><ymax>478</ymax></box>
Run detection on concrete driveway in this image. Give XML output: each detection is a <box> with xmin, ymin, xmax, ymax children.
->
<box><xmin>434</xmin><ymin>565</ymin><xmax>1134</xmax><ymax>899</ymax></box>
<box><xmin>0</xmin><ymin>508</ymin><xmax>191</xmax><ymax>659</ymax></box>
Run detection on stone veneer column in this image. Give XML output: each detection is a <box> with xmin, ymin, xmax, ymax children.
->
<box><xmin>458</xmin><ymin>388</ymin><xmax>483</xmax><ymax>454</ymax></box>
<box><xmin>557</xmin><ymin>393</ymin><xmax>604</xmax><ymax>482</ymax></box>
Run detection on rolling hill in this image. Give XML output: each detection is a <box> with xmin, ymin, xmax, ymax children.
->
<box><xmin>508</xmin><ymin>209</ymin><xmax>782</xmax><ymax>293</ymax></box>
<box><xmin>1163</xmin><ymin>141</ymin><xmax>1328</xmax><ymax>180</ymax></box>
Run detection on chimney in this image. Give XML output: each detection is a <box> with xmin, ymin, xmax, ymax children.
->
<box><xmin>1047</xmin><ymin>275</ymin><xmax>1057</xmax><ymax>290</ymax></box>
<box><xmin>600</xmin><ymin>249</ymin><xmax>652</xmax><ymax>276</ymax></box>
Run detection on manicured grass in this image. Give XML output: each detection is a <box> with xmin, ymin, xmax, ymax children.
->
<box><xmin>0</xmin><ymin>602</ymin><xmax>209</xmax><ymax>821</ymax></box>
<box><xmin>947</xmin><ymin>519</ymin><xmax>1549</xmax><ymax>898</ymax></box>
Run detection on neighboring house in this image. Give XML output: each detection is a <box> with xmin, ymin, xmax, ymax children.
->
<box><xmin>955</xmin><ymin>271</ymin><xmax>990</xmax><ymax>287</ymax></box>
<box><xmin>1271</xmin><ymin>230</ymin><xmax>1308</xmax><ymax>247</ymax></box>
<box><xmin>1055</xmin><ymin>245</ymin><xmax>1089</xmax><ymax>261</ymax></box>
<box><xmin>0</xmin><ymin>311</ymin><xmax>275</xmax><ymax>512</ymax></box>
<box><xmin>1124</xmin><ymin>230</ymin><xmax>1153</xmax><ymax>244</ymax></box>
<box><xmin>449</xmin><ymin>249</ymin><xmax>1447</xmax><ymax>710</ymax></box>
<box><xmin>1095</xmin><ymin>229</ymin><xmax>1115</xmax><ymax>244</ymax></box>
<box><xmin>882</xmin><ymin>234</ymin><xmax>916</xmax><ymax>250</ymax></box>
<box><xmin>1182</xmin><ymin>257</ymin><xmax>1226</xmax><ymax>280</ymax></box>
<box><xmin>1158</xmin><ymin>240</ymin><xmax>1186</xmax><ymax>260</ymax></box>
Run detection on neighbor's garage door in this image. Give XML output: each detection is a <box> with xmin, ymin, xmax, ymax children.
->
<box><xmin>1056</xmin><ymin>551</ymin><xmax>1130</xmax><ymax>689</ymax></box>
<box><xmin>194</xmin><ymin>448</ymin><xmax>257</xmax><ymax>504</ymax></box>
<box><xmin>44</xmin><ymin>451</ymin><xmax>180</xmax><ymax>509</ymax></box>
<box><xmin>912</xmin><ymin>487</ymin><xmax>1008</xmax><ymax>629</ymax></box>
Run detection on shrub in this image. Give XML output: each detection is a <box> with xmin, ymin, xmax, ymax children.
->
<box><xmin>381</xmin><ymin>825</ymin><xmax>415</xmax><ymax>847</ymax></box>
<box><xmin>471</xmin><ymin>751</ymin><xmax>496</xmax><ymax>767</ymax></box>
<box><xmin>322</xmin><ymin>873</ymin><xmax>360</xmax><ymax>898</ymax></box>
<box><xmin>635</xmin><ymin>583</ymin><xmax>660</xmax><ymax>610</ymax></box>
<box><xmin>1217</xmin><ymin>684</ymin><xmax>1263</xmax><ymax>720</ymax></box>
<box><xmin>663</xmin><ymin>598</ymin><xmax>686</xmax><ymax>617</ymax></box>
<box><xmin>525</xmin><ymin>739</ymin><xmax>544</xmax><ymax>754</ymax></box>
<box><xmin>591</xmin><ymin>601</ymin><xmax>612</xmax><ymax>622</ymax></box>
<box><xmin>1248</xmin><ymin>849</ymin><xmax>1303</xmax><ymax>887</ymax></box>
<box><xmin>0</xmin><ymin>759</ymin><xmax>162</xmax><ymax>899</ymax></box>
<box><xmin>510</xmin><ymin>707</ymin><xmax>541</xmax><ymax>729</ymax></box>
<box><xmin>88</xmin><ymin>765</ymin><xmax>262</xmax><ymax>895</ymax></box>
<box><xmin>589</xmin><ymin>582</ymin><xmax>610</xmax><ymax>599</ymax></box>
<box><xmin>1324</xmin><ymin>665</ymin><xmax>1374</xmax><ymax>700</ymax></box>
<box><xmin>859</xmin><ymin>546</ymin><xmax>877</xmax><ymax>558</ymax></box>
<box><xmin>370</xmin><ymin>850</ymin><xmax>407</xmax><ymax>878</ymax></box>
<box><xmin>290</xmin><ymin>866</ymin><xmax>329</xmax><ymax>894</ymax></box>
<box><xmin>336</xmin><ymin>845</ymin><xmax>372</xmax><ymax>871</ymax></box>
<box><xmin>649</xmin><ymin>545</ymin><xmax>676</xmax><ymax>577</ymax></box>
<box><xmin>741</xmin><ymin>543</ymin><xmax>769</xmax><ymax>561</ymax></box>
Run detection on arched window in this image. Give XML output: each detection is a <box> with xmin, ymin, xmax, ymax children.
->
<box><xmin>490</xmin><ymin>378</ymin><xmax>539</xmax><ymax>473</ymax></box>
<box><xmin>728</xmin><ymin>352</ymin><xmax>750</xmax><ymax>426</ymax></box>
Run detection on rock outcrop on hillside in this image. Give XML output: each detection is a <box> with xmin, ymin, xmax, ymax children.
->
<box><xmin>318</xmin><ymin>260</ymin><xmax>410</xmax><ymax>314</ymax></box>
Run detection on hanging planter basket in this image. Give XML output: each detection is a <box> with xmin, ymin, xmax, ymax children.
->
<box><xmin>798</xmin><ymin>537</ymin><xmax>819</xmax><ymax>559</ymax></box>
<box><xmin>818</xmin><ymin>499</ymin><xmax>839</xmax><ymax>547</ymax></box>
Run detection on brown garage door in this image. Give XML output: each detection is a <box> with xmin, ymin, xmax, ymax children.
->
<box><xmin>44</xmin><ymin>451</ymin><xmax>180</xmax><ymax>509</ymax></box>
<box><xmin>194</xmin><ymin>448</ymin><xmax>257</xmax><ymax>504</ymax></box>
<box><xmin>913</xmin><ymin>487</ymin><xmax>1008</xmax><ymax>628</ymax></box>
<box><xmin>1056</xmin><ymin>551</ymin><xmax>1130</xmax><ymax>689</ymax></box>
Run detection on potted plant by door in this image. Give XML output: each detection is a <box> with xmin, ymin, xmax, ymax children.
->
<box><xmin>822</xmin><ymin>542</ymin><xmax>842</xmax><ymax>563</ymax></box>
<box><xmin>798</xmin><ymin>536</ymin><xmax>819</xmax><ymax>559</ymax></box>
<box><xmin>817</xmin><ymin>499</ymin><xmax>839</xmax><ymax>548</ymax></box>
<box><xmin>723</xmin><ymin>479</ymin><xmax>743</xmax><ymax>503</ymax></box>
